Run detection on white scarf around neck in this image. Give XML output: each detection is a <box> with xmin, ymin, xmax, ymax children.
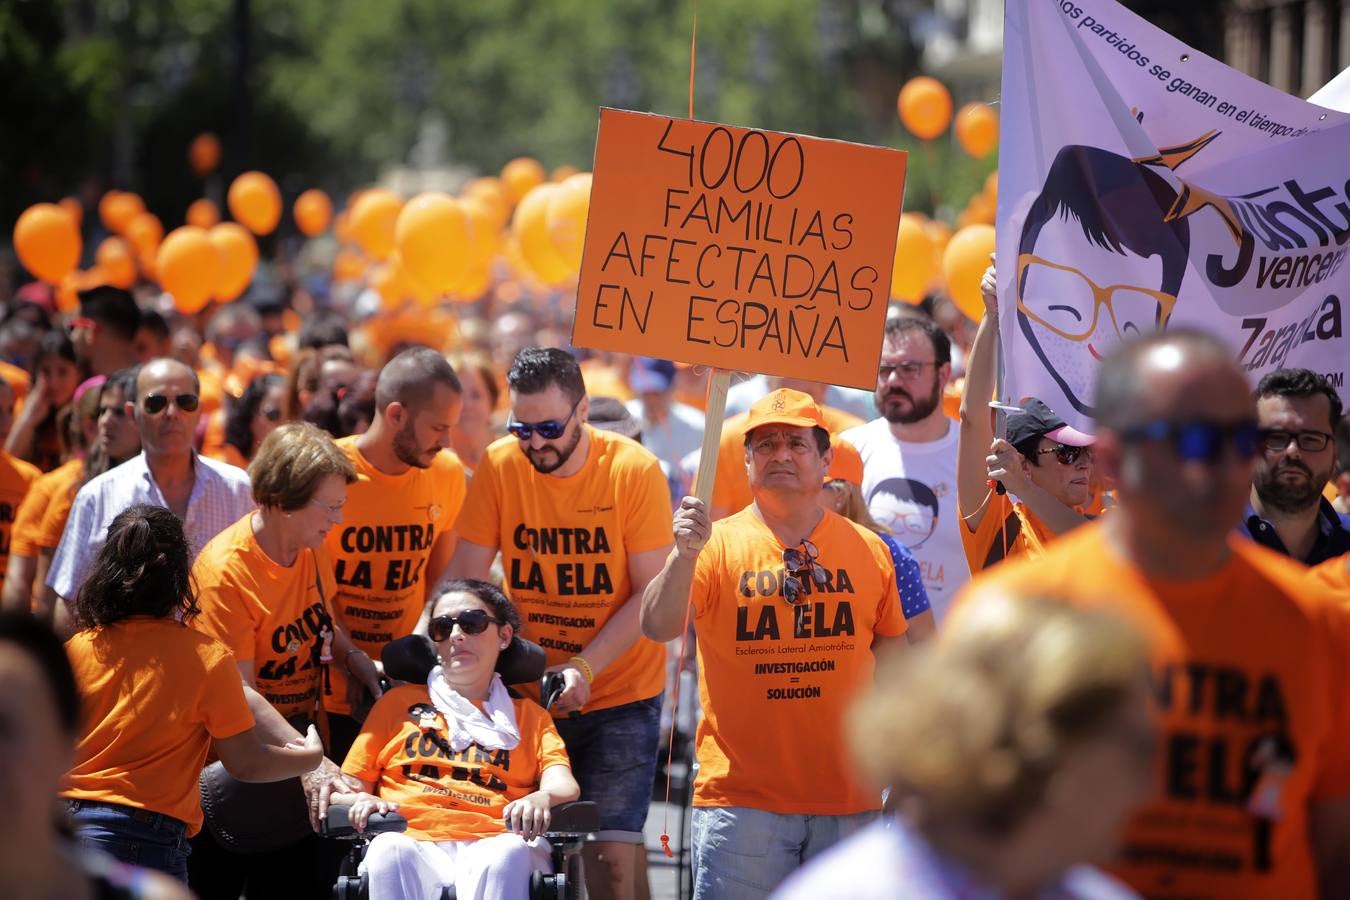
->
<box><xmin>426</xmin><ymin>666</ymin><xmax>521</xmax><ymax>752</ymax></box>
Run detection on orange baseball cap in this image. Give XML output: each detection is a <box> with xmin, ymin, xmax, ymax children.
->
<box><xmin>826</xmin><ymin>438</ymin><xmax>864</xmax><ymax>486</ymax></box>
<box><xmin>741</xmin><ymin>388</ymin><xmax>827</xmax><ymax>435</ymax></box>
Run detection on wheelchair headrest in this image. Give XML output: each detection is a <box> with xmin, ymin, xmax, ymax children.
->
<box><xmin>381</xmin><ymin>633</ymin><xmax>547</xmax><ymax>686</ymax></box>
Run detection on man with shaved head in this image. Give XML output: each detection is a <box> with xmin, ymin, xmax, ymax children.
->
<box><xmin>47</xmin><ymin>357</ymin><xmax>254</xmax><ymax>628</ymax></box>
<box><xmin>956</xmin><ymin>329</ymin><xmax>1350</xmax><ymax>899</ymax></box>
<box><xmin>322</xmin><ymin>346</ymin><xmax>466</xmax><ymax>757</ymax></box>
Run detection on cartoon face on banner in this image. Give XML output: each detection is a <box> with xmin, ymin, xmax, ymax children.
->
<box><xmin>999</xmin><ymin>0</ymin><xmax>1350</xmax><ymax>431</ymax></box>
<box><xmin>1014</xmin><ymin>145</ymin><xmax>1190</xmax><ymax>415</ymax></box>
<box><xmin>867</xmin><ymin>477</ymin><xmax>939</xmax><ymax>548</ymax></box>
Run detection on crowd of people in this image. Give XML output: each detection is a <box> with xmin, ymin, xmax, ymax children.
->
<box><xmin>2</xmin><ymin>192</ymin><xmax>1349</xmax><ymax>900</ymax></box>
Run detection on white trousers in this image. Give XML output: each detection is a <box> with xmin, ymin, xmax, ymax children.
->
<box><xmin>361</xmin><ymin>831</ymin><xmax>552</xmax><ymax>900</ymax></box>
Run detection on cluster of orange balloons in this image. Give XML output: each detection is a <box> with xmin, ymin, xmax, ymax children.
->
<box><xmin>897</xmin><ymin>77</ymin><xmax>1000</xmax><ymax>159</ymax></box>
<box><xmin>889</xmin><ymin>168</ymin><xmax>997</xmax><ymax>321</ymax></box>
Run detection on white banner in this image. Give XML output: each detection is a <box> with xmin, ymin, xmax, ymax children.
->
<box><xmin>998</xmin><ymin>0</ymin><xmax>1350</xmax><ymax>429</ymax></box>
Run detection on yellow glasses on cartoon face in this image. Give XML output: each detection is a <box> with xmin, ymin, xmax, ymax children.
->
<box><xmin>1016</xmin><ymin>253</ymin><xmax>1176</xmax><ymax>341</ymax></box>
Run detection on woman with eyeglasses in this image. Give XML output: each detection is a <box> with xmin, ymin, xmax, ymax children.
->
<box><xmin>334</xmin><ymin>578</ymin><xmax>579</xmax><ymax>900</ymax></box>
<box><xmin>217</xmin><ymin>371</ymin><xmax>286</xmax><ymax>467</ymax></box>
<box><xmin>61</xmin><ymin>504</ymin><xmax>325</xmax><ymax>882</ymax></box>
<box><xmin>187</xmin><ymin>421</ymin><xmax>385</xmax><ymax>899</ymax></box>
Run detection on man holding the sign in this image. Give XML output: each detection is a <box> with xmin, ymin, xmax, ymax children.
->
<box><xmin>448</xmin><ymin>347</ymin><xmax>673</xmax><ymax>900</ymax></box>
<box><xmin>642</xmin><ymin>388</ymin><xmax>907</xmax><ymax>900</ymax></box>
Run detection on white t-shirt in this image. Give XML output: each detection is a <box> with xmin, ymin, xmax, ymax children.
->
<box><xmin>840</xmin><ymin>417</ymin><xmax>969</xmax><ymax>620</ymax></box>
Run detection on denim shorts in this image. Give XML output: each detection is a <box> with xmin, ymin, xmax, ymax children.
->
<box><xmin>691</xmin><ymin>805</ymin><xmax>878</xmax><ymax>900</ymax></box>
<box><xmin>553</xmin><ymin>694</ymin><xmax>661</xmax><ymax>841</ymax></box>
<box><xmin>68</xmin><ymin>799</ymin><xmax>191</xmax><ymax>882</ymax></box>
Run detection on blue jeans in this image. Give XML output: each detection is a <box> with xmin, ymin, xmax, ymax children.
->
<box><xmin>691</xmin><ymin>806</ymin><xmax>878</xmax><ymax>900</ymax></box>
<box><xmin>553</xmin><ymin>694</ymin><xmax>661</xmax><ymax>841</ymax></box>
<box><xmin>68</xmin><ymin>799</ymin><xmax>191</xmax><ymax>882</ymax></box>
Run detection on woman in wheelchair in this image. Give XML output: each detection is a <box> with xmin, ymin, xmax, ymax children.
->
<box><xmin>334</xmin><ymin>578</ymin><xmax>580</xmax><ymax>900</ymax></box>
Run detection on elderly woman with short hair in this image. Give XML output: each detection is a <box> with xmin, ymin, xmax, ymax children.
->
<box><xmin>188</xmin><ymin>421</ymin><xmax>384</xmax><ymax>900</ymax></box>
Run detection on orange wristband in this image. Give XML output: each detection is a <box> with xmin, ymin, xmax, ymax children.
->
<box><xmin>569</xmin><ymin>655</ymin><xmax>595</xmax><ymax>684</ymax></box>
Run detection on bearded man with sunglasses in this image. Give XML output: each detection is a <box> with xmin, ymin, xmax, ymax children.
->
<box><xmin>957</xmin><ymin>262</ymin><xmax>1096</xmax><ymax>575</ymax></box>
<box><xmin>957</xmin><ymin>329</ymin><xmax>1350</xmax><ymax>900</ymax></box>
<box><xmin>1240</xmin><ymin>368</ymin><xmax>1350</xmax><ymax>566</ymax></box>
<box><xmin>642</xmin><ymin>388</ymin><xmax>908</xmax><ymax>900</ymax></box>
<box><xmin>447</xmin><ymin>346</ymin><xmax>673</xmax><ymax>900</ymax></box>
<box><xmin>47</xmin><ymin>357</ymin><xmax>253</xmax><ymax>627</ymax></box>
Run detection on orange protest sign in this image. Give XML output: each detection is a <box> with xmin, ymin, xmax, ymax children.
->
<box><xmin>573</xmin><ymin>109</ymin><xmax>906</xmax><ymax>389</ymax></box>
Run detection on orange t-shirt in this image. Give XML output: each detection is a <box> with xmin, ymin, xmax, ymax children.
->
<box><xmin>192</xmin><ymin>514</ymin><xmax>341</xmax><ymax>721</ymax></box>
<box><xmin>711</xmin><ymin>406</ymin><xmax>864</xmax><ymax>517</ymax></box>
<box><xmin>955</xmin><ymin>524</ymin><xmax>1350</xmax><ymax>899</ymax></box>
<box><xmin>688</xmin><ymin>508</ymin><xmax>907</xmax><ymax>814</ymax></box>
<box><xmin>12</xmin><ymin>458</ymin><xmax>81</xmax><ymax>558</ymax></box>
<box><xmin>958</xmin><ymin>493</ymin><xmax>1056</xmax><ymax>574</ymax></box>
<box><xmin>342</xmin><ymin>684</ymin><xmax>570</xmax><ymax>841</ymax></box>
<box><xmin>204</xmin><ymin>442</ymin><xmax>248</xmax><ymax>471</ymax></box>
<box><xmin>323</xmin><ymin>436</ymin><xmax>467</xmax><ymax>715</ymax></box>
<box><xmin>62</xmin><ymin>617</ymin><xmax>255</xmax><ymax>835</ymax></box>
<box><xmin>1308</xmin><ymin>554</ymin><xmax>1349</xmax><ymax>594</ymax></box>
<box><xmin>0</xmin><ymin>450</ymin><xmax>41</xmax><ymax>580</ymax></box>
<box><xmin>455</xmin><ymin>426</ymin><xmax>673</xmax><ymax>714</ymax></box>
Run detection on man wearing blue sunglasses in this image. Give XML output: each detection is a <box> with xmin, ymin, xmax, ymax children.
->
<box><xmin>957</xmin><ymin>329</ymin><xmax>1350</xmax><ymax>900</ymax></box>
<box><xmin>448</xmin><ymin>346</ymin><xmax>673</xmax><ymax>899</ymax></box>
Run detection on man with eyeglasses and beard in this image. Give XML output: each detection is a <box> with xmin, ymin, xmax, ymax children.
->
<box><xmin>641</xmin><ymin>387</ymin><xmax>908</xmax><ymax>900</ymax></box>
<box><xmin>956</xmin><ymin>261</ymin><xmax>1096</xmax><ymax>575</ymax></box>
<box><xmin>47</xmin><ymin>358</ymin><xmax>253</xmax><ymax>631</ymax></box>
<box><xmin>956</xmin><ymin>329</ymin><xmax>1350</xmax><ymax>900</ymax></box>
<box><xmin>1239</xmin><ymin>368</ymin><xmax>1350</xmax><ymax>566</ymax></box>
<box><xmin>447</xmin><ymin>346</ymin><xmax>673</xmax><ymax>900</ymax></box>
<box><xmin>321</xmin><ymin>347</ymin><xmax>467</xmax><ymax>759</ymax></box>
<box><xmin>841</xmin><ymin>315</ymin><xmax>969</xmax><ymax>620</ymax></box>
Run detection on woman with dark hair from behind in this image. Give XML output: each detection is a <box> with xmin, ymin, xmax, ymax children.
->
<box><xmin>0</xmin><ymin>609</ymin><xmax>193</xmax><ymax>899</ymax></box>
<box><xmin>219</xmin><ymin>371</ymin><xmax>286</xmax><ymax>466</ymax></box>
<box><xmin>774</xmin><ymin>594</ymin><xmax>1154</xmax><ymax>899</ymax></box>
<box><xmin>60</xmin><ymin>505</ymin><xmax>324</xmax><ymax>882</ymax></box>
<box><xmin>6</xmin><ymin>330</ymin><xmax>81</xmax><ymax>471</ymax></box>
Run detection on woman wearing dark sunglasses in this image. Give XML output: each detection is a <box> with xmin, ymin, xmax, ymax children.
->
<box><xmin>333</xmin><ymin>578</ymin><xmax>579</xmax><ymax>900</ymax></box>
<box><xmin>218</xmin><ymin>372</ymin><xmax>286</xmax><ymax>468</ymax></box>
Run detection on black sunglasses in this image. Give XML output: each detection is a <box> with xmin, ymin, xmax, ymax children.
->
<box><xmin>1260</xmin><ymin>428</ymin><xmax>1333</xmax><ymax>453</ymax></box>
<box><xmin>142</xmin><ymin>393</ymin><xmax>200</xmax><ymax>415</ymax></box>
<box><xmin>508</xmin><ymin>397</ymin><xmax>581</xmax><ymax>441</ymax></box>
<box><xmin>1036</xmin><ymin>444</ymin><xmax>1091</xmax><ymax>466</ymax></box>
<box><xmin>429</xmin><ymin>610</ymin><xmax>503</xmax><ymax>641</ymax></box>
<box><xmin>1122</xmin><ymin>419</ymin><xmax>1262</xmax><ymax>463</ymax></box>
<box><xmin>261</xmin><ymin>407</ymin><xmax>282</xmax><ymax>423</ymax></box>
<box><xmin>781</xmin><ymin>539</ymin><xmax>828</xmax><ymax>607</ymax></box>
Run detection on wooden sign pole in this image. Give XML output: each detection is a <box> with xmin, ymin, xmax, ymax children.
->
<box><xmin>689</xmin><ymin>369</ymin><xmax>731</xmax><ymax>549</ymax></box>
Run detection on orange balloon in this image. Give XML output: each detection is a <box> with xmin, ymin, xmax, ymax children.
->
<box><xmin>186</xmin><ymin>198</ymin><xmax>221</xmax><ymax>229</ymax></box>
<box><xmin>464</xmin><ymin>177</ymin><xmax>510</xmax><ymax>228</ymax></box>
<box><xmin>99</xmin><ymin>191</ymin><xmax>144</xmax><ymax>234</ymax></box>
<box><xmin>891</xmin><ymin>214</ymin><xmax>937</xmax><ymax>304</ymax></box>
<box><xmin>208</xmin><ymin>223</ymin><xmax>259</xmax><ymax>302</ymax></box>
<box><xmin>189</xmin><ymin>133</ymin><xmax>222</xmax><ymax>176</ymax></box>
<box><xmin>942</xmin><ymin>224</ymin><xmax>996</xmax><ymax>322</ymax></box>
<box><xmin>545</xmin><ymin>173</ymin><xmax>592</xmax><ymax>274</ymax></box>
<box><xmin>157</xmin><ymin>226</ymin><xmax>223</xmax><ymax>314</ymax></box>
<box><xmin>349</xmin><ymin>189</ymin><xmax>402</xmax><ymax>261</ymax></box>
<box><xmin>334</xmin><ymin>210</ymin><xmax>353</xmax><ymax>245</ymax></box>
<box><xmin>897</xmin><ymin>76</ymin><xmax>953</xmax><ymax>141</ymax></box>
<box><xmin>964</xmin><ymin>193</ymin><xmax>996</xmax><ymax>227</ymax></box>
<box><xmin>125</xmin><ymin>212</ymin><xmax>163</xmax><ymax>256</ymax></box>
<box><xmin>59</xmin><ymin>197</ymin><xmax>83</xmax><ymax>227</ymax></box>
<box><xmin>458</xmin><ymin>196</ymin><xmax>501</xmax><ymax>271</ymax></box>
<box><xmin>227</xmin><ymin>171</ymin><xmax>282</xmax><ymax>235</ymax></box>
<box><xmin>95</xmin><ymin>237</ymin><xmax>137</xmax><ymax>289</ymax></box>
<box><xmin>512</xmin><ymin>185</ymin><xmax>572</xmax><ymax>285</ymax></box>
<box><xmin>501</xmin><ymin>158</ymin><xmax>546</xmax><ymax>205</ymax></box>
<box><xmin>984</xmin><ymin>171</ymin><xmax>998</xmax><ymax>199</ymax></box>
<box><xmin>293</xmin><ymin>189</ymin><xmax>333</xmax><ymax>237</ymax></box>
<box><xmin>14</xmin><ymin>203</ymin><xmax>81</xmax><ymax>285</ymax></box>
<box><xmin>954</xmin><ymin>103</ymin><xmax>999</xmax><ymax>159</ymax></box>
<box><xmin>551</xmin><ymin>164</ymin><xmax>580</xmax><ymax>183</ymax></box>
<box><xmin>332</xmin><ymin>249</ymin><xmax>367</xmax><ymax>282</ymax></box>
<box><xmin>396</xmin><ymin>194</ymin><xmax>469</xmax><ymax>294</ymax></box>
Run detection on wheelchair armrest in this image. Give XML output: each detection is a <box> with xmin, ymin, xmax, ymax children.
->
<box><xmin>320</xmin><ymin>805</ymin><xmax>409</xmax><ymax>840</ymax></box>
<box><xmin>546</xmin><ymin>800</ymin><xmax>599</xmax><ymax>835</ymax></box>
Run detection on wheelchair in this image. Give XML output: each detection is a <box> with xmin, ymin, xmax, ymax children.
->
<box><xmin>322</xmin><ymin>633</ymin><xmax>599</xmax><ymax>900</ymax></box>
